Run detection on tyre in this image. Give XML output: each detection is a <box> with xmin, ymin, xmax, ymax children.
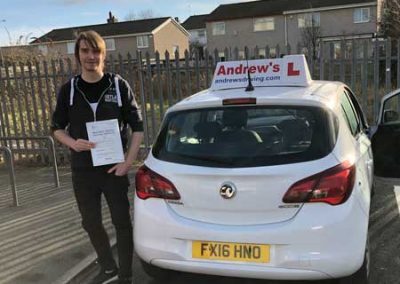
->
<box><xmin>338</xmin><ymin>237</ymin><xmax>370</xmax><ymax>284</ymax></box>
<box><xmin>140</xmin><ymin>259</ymin><xmax>177</xmax><ymax>280</ymax></box>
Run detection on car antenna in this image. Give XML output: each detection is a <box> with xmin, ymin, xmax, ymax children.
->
<box><xmin>245</xmin><ymin>53</ymin><xmax>254</xmax><ymax>92</ymax></box>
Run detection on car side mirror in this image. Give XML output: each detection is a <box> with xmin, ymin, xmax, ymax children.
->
<box><xmin>383</xmin><ymin>110</ymin><xmax>399</xmax><ymax>123</ymax></box>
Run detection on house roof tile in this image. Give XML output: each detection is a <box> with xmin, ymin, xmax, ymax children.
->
<box><xmin>31</xmin><ymin>17</ymin><xmax>171</xmax><ymax>44</ymax></box>
<box><xmin>206</xmin><ymin>0</ymin><xmax>374</xmax><ymax>21</ymax></box>
<box><xmin>182</xmin><ymin>14</ymin><xmax>208</xmax><ymax>30</ymax></box>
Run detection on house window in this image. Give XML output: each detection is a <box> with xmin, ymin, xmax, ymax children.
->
<box><xmin>38</xmin><ymin>45</ymin><xmax>48</xmax><ymax>55</ymax></box>
<box><xmin>301</xmin><ymin>46</ymin><xmax>309</xmax><ymax>55</ymax></box>
<box><xmin>354</xmin><ymin>7</ymin><xmax>370</xmax><ymax>23</ymax></box>
<box><xmin>105</xmin><ymin>38</ymin><xmax>115</xmax><ymax>51</ymax></box>
<box><xmin>218</xmin><ymin>51</ymin><xmax>225</xmax><ymax>61</ymax></box>
<box><xmin>212</xmin><ymin>22</ymin><xmax>225</xmax><ymax>36</ymax></box>
<box><xmin>238</xmin><ymin>51</ymin><xmax>245</xmax><ymax>59</ymax></box>
<box><xmin>258</xmin><ymin>48</ymin><xmax>266</xmax><ymax>58</ymax></box>
<box><xmin>67</xmin><ymin>42</ymin><xmax>75</xmax><ymax>54</ymax></box>
<box><xmin>254</xmin><ymin>17</ymin><xmax>275</xmax><ymax>31</ymax></box>
<box><xmin>269</xmin><ymin>47</ymin><xmax>277</xmax><ymax>58</ymax></box>
<box><xmin>298</xmin><ymin>13</ymin><xmax>320</xmax><ymax>28</ymax></box>
<box><xmin>197</xmin><ymin>30</ymin><xmax>206</xmax><ymax>37</ymax></box>
<box><xmin>137</xmin><ymin>35</ymin><xmax>149</xmax><ymax>48</ymax></box>
<box><xmin>333</xmin><ymin>42</ymin><xmax>341</xmax><ymax>59</ymax></box>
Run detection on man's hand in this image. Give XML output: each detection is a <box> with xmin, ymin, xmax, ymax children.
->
<box><xmin>72</xmin><ymin>139</ymin><xmax>96</xmax><ymax>152</ymax></box>
<box><xmin>107</xmin><ymin>161</ymin><xmax>132</xmax><ymax>176</ymax></box>
<box><xmin>107</xmin><ymin>132</ymin><xmax>143</xmax><ymax>176</ymax></box>
<box><xmin>53</xmin><ymin>130</ymin><xmax>96</xmax><ymax>153</ymax></box>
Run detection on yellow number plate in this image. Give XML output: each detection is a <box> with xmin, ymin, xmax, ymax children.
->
<box><xmin>192</xmin><ymin>241</ymin><xmax>270</xmax><ymax>263</ymax></box>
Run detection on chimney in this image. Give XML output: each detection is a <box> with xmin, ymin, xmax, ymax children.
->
<box><xmin>107</xmin><ymin>11</ymin><xmax>118</xmax><ymax>23</ymax></box>
<box><xmin>174</xmin><ymin>17</ymin><xmax>179</xmax><ymax>23</ymax></box>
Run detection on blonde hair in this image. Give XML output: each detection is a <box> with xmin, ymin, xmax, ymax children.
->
<box><xmin>74</xmin><ymin>30</ymin><xmax>106</xmax><ymax>64</ymax></box>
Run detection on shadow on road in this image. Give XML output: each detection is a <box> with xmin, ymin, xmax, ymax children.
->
<box><xmin>368</xmin><ymin>176</ymin><xmax>400</xmax><ymax>284</ymax></box>
<box><xmin>142</xmin><ymin>271</ymin><xmax>337</xmax><ymax>284</ymax></box>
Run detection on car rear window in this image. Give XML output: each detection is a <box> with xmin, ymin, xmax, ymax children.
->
<box><xmin>152</xmin><ymin>106</ymin><xmax>336</xmax><ymax>168</ymax></box>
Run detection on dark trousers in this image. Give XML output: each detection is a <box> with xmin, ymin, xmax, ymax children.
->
<box><xmin>72</xmin><ymin>168</ymin><xmax>133</xmax><ymax>278</ymax></box>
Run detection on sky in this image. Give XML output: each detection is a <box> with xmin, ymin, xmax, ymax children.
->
<box><xmin>0</xmin><ymin>0</ymin><xmax>254</xmax><ymax>47</ymax></box>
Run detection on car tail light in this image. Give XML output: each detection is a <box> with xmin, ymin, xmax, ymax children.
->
<box><xmin>135</xmin><ymin>165</ymin><xmax>181</xmax><ymax>200</ymax></box>
<box><xmin>283</xmin><ymin>161</ymin><xmax>356</xmax><ymax>205</ymax></box>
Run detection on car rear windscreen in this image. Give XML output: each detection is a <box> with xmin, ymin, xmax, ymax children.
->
<box><xmin>152</xmin><ymin>106</ymin><xmax>336</xmax><ymax>167</ymax></box>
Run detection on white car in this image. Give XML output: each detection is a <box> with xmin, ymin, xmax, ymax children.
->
<box><xmin>134</xmin><ymin>55</ymin><xmax>373</xmax><ymax>283</ymax></box>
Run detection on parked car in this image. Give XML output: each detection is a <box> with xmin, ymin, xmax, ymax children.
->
<box><xmin>134</xmin><ymin>55</ymin><xmax>373</xmax><ymax>283</ymax></box>
<box><xmin>371</xmin><ymin>89</ymin><xmax>400</xmax><ymax>177</ymax></box>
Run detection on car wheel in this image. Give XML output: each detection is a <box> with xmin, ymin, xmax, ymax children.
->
<box><xmin>140</xmin><ymin>259</ymin><xmax>176</xmax><ymax>280</ymax></box>
<box><xmin>338</xmin><ymin>237</ymin><xmax>369</xmax><ymax>284</ymax></box>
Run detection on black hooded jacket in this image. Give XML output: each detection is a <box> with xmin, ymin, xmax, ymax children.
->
<box><xmin>51</xmin><ymin>73</ymin><xmax>143</xmax><ymax>169</ymax></box>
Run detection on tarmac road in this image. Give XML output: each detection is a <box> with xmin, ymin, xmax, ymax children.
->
<box><xmin>81</xmin><ymin>176</ymin><xmax>400</xmax><ymax>284</ymax></box>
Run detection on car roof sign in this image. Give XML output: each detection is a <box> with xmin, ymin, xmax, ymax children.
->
<box><xmin>210</xmin><ymin>54</ymin><xmax>313</xmax><ymax>91</ymax></box>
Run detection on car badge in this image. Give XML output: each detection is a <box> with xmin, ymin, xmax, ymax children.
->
<box><xmin>219</xmin><ymin>183</ymin><xmax>236</xmax><ymax>199</ymax></box>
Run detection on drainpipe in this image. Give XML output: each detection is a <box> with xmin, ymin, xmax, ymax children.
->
<box><xmin>284</xmin><ymin>15</ymin><xmax>288</xmax><ymax>47</ymax></box>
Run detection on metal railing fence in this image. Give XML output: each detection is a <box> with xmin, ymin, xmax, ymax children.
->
<box><xmin>0</xmin><ymin>38</ymin><xmax>399</xmax><ymax>164</ymax></box>
<box><xmin>0</xmin><ymin>146</ymin><xmax>18</xmax><ymax>206</ymax></box>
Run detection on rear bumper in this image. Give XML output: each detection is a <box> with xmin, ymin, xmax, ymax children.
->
<box><xmin>151</xmin><ymin>259</ymin><xmax>329</xmax><ymax>280</ymax></box>
<box><xmin>134</xmin><ymin>195</ymin><xmax>368</xmax><ymax>280</ymax></box>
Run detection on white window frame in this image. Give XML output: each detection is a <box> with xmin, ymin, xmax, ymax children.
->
<box><xmin>105</xmin><ymin>38</ymin><xmax>115</xmax><ymax>51</ymax></box>
<box><xmin>197</xmin><ymin>29</ymin><xmax>206</xmax><ymax>38</ymax></box>
<box><xmin>38</xmin><ymin>44</ymin><xmax>48</xmax><ymax>55</ymax></box>
<box><xmin>253</xmin><ymin>17</ymin><xmax>275</xmax><ymax>32</ymax></box>
<box><xmin>269</xmin><ymin>47</ymin><xmax>277</xmax><ymax>58</ymax></box>
<box><xmin>258</xmin><ymin>48</ymin><xmax>266</xmax><ymax>58</ymax></box>
<box><xmin>137</xmin><ymin>35</ymin><xmax>149</xmax><ymax>48</ymax></box>
<box><xmin>298</xmin><ymin>12</ymin><xmax>320</xmax><ymax>28</ymax></box>
<box><xmin>353</xmin><ymin>7</ymin><xmax>370</xmax><ymax>23</ymax></box>
<box><xmin>67</xmin><ymin>42</ymin><xmax>75</xmax><ymax>54</ymax></box>
<box><xmin>333</xmin><ymin>41</ymin><xmax>341</xmax><ymax>59</ymax></box>
<box><xmin>172</xmin><ymin>45</ymin><xmax>179</xmax><ymax>54</ymax></box>
<box><xmin>212</xmin><ymin>22</ymin><xmax>225</xmax><ymax>36</ymax></box>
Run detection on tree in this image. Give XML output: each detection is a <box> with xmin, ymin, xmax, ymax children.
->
<box><xmin>124</xmin><ymin>9</ymin><xmax>156</xmax><ymax>21</ymax></box>
<box><xmin>300</xmin><ymin>16</ymin><xmax>321</xmax><ymax>60</ymax></box>
<box><xmin>380</xmin><ymin>0</ymin><xmax>400</xmax><ymax>37</ymax></box>
<box><xmin>189</xmin><ymin>40</ymin><xmax>205</xmax><ymax>60</ymax></box>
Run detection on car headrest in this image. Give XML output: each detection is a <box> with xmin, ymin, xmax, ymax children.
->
<box><xmin>222</xmin><ymin>109</ymin><xmax>248</xmax><ymax>128</ymax></box>
<box><xmin>194</xmin><ymin>121</ymin><xmax>222</xmax><ymax>138</ymax></box>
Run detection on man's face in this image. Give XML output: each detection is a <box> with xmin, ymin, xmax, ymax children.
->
<box><xmin>78</xmin><ymin>40</ymin><xmax>105</xmax><ymax>73</ymax></box>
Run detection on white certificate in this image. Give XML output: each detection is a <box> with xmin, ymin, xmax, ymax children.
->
<box><xmin>86</xmin><ymin>119</ymin><xmax>125</xmax><ymax>166</ymax></box>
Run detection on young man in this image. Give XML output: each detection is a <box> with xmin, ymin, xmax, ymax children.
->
<box><xmin>51</xmin><ymin>30</ymin><xmax>143</xmax><ymax>284</ymax></box>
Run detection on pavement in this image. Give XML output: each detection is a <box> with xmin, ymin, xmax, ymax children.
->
<box><xmin>0</xmin><ymin>165</ymin><xmax>136</xmax><ymax>284</ymax></box>
<box><xmin>4</xmin><ymin>164</ymin><xmax>398</xmax><ymax>284</ymax></box>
